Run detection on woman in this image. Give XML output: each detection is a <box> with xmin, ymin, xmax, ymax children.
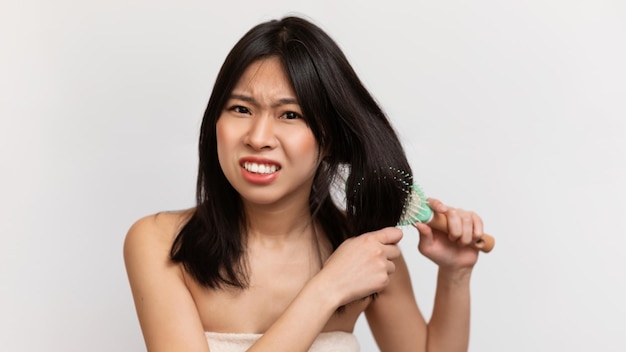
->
<box><xmin>124</xmin><ymin>15</ymin><xmax>484</xmax><ymax>352</ymax></box>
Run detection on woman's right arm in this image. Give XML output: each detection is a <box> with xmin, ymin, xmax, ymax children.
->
<box><xmin>250</xmin><ymin>227</ymin><xmax>404</xmax><ymax>351</ymax></box>
<box><xmin>124</xmin><ymin>215</ymin><xmax>211</xmax><ymax>352</ymax></box>
<box><xmin>125</xmin><ymin>215</ymin><xmax>402</xmax><ymax>351</ymax></box>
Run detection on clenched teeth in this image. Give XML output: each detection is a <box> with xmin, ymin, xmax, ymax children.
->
<box><xmin>243</xmin><ymin>162</ymin><xmax>279</xmax><ymax>174</ymax></box>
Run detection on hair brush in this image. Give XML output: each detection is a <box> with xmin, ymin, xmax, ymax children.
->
<box><xmin>392</xmin><ymin>168</ymin><xmax>495</xmax><ymax>253</ymax></box>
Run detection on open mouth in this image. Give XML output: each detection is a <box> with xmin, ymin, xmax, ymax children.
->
<box><xmin>242</xmin><ymin>162</ymin><xmax>280</xmax><ymax>174</ymax></box>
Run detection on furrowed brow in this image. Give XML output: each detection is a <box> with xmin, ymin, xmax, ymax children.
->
<box><xmin>274</xmin><ymin>98</ymin><xmax>299</xmax><ymax>106</ymax></box>
<box><xmin>229</xmin><ymin>94</ymin><xmax>299</xmax><ymax>107</ymax></box>
<box><xmin>229</xmin><ymin>94</ymin><xmax>255</xmax><ymax>103</ymax></box>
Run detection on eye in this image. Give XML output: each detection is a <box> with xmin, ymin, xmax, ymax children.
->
<box><xmin>281</xmin><ymin>111</ymin><xmax>301</xmax><ymax>120</ymax></box>
<box><xmin>228</xmin><ymin>105</ymin><xmax>251</xmax><ymax>115</ymax></box>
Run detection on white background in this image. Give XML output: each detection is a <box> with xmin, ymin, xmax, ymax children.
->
<box><xmin>2</xmin><ymin>0</ymin><xmax>625</xmax><ymax>351</ymax></box>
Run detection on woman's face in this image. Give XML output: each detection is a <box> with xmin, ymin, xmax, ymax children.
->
<box><xmin>216</xmin><ymin>57</ymin><xmax>320</xmax><ymax>207</ymax></box>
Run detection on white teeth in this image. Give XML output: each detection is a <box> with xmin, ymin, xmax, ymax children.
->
<box><xmin>243</xmin><ymin>162</ymin><xmax>278</xmax><ymax>174</ymax></box>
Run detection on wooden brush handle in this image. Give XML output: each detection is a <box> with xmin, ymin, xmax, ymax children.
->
<box><xmin>419</xmin><ymin>212</ymin><xmax>495</xmax><ymax>253</ymax></box>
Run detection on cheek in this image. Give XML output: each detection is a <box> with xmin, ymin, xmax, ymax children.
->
<box><xmin>215</xmin><ymin>118</ymin><xmax>234</xmax><ymax>165</ymax></box>
<box><xmin>287</xmin><ymin>130</ymin><xmax>320</xmax><ymax>164</ymax></box>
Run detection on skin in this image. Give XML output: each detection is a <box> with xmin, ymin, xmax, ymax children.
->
<box><xmin>124</xmin><ymin>57</ymin><xmax>483</xmax><ymax>351</ymax></box>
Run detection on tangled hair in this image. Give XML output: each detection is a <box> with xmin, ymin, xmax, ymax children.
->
<box><xmin>171</xmin><ymin>16</ymin><xmax>413</xmax><ymax>288</ymax></box>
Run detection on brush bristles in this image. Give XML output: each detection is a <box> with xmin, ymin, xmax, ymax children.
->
<box><xmin>399</xmin><ymin>183</ymin><xmax>433</xmax><ymax>225</ymax></box>
<box><xmin>386</xmin><ymin>167</ymin><xmax>433</xmax><ymax>226</ymax></box>
<box><xmin>344</xmin><ymin>167</ymin><xmax>434</xmax><ymax>227</ymax></box>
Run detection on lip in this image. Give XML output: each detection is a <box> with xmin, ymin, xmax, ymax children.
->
<box><xmin>239</xmin><ymin>157</ymin><xmax>281</xmax><ymax>184</ymax></box>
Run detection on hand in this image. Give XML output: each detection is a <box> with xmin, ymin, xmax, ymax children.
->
<box><xmin>413</xmin><ymin>198</ymin><xmax>481</xmax><ymax>271</ymax></box>
<box><xmin>320</xmin><ymin>227</ymin><xmax>403</xmax><ymax>306</ymax></box>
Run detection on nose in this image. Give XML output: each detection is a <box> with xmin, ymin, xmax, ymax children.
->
<box><xmin>244</xmin><ymin>114</ymin><xmax>277</xmax><ymax>150</ymax></box>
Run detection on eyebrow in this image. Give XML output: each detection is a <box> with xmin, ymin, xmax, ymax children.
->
<box><xmin>229</xmin><ymin>94</ymin><xmax>299</xmax><ymax>107</ymax></box>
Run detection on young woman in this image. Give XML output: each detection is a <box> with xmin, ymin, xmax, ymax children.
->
<box><xmin>124</xmin><ymin>15</ymin><xmax>485</xmax><ymax>352</ymax></box>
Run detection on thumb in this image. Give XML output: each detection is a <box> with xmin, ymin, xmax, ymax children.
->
<box><xmin>376</xmin><ymin>227</ymin><xmax>403</xmax><ymax>245</ymax></box>
<box><xmin>413</xmin><ymin>222</ymin><xmax>434</xmax><ymax>246</ymax></box>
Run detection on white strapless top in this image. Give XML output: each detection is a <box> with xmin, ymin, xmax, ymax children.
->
<box><xmin>205</xmin><ymin>331</ymin><xmax>360</xmax><ymax>351</ymax></box>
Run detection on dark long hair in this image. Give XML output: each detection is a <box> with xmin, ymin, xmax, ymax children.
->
<box><xmin>171</xmin><ymin>16</ymin><xmax>413</xmax><ymax>288</ymax></box>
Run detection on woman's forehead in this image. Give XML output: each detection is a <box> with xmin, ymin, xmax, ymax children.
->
<box><xmin>230</xmin><ymin>58</ymin><xmax>299</xmax><ymax>106</ymax></box>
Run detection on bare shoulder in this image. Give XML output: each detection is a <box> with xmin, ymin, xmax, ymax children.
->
<box><xmin>123</xmin><ymin>208</ymin><xmax>210</xmax><ymax>351</ymax></box>
<box><xmin>124</xmin><ymin>210</ymin><xmax>193</xmax><ymax>252</ymax></box>
<box><xmin>123</xmin><ymin>209</ymin><xmax>194</xmax><ymax>273</ymax></box>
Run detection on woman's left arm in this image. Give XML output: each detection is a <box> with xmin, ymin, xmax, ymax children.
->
<box><xmin>365</xmin><ymin>253</ymin><xmax>428</xmax><ymax>352</ymax></box>
<box><xmin>366</xmin><ymin>199</ymin><xmax>482</xmax><ymax>352</ymax></box>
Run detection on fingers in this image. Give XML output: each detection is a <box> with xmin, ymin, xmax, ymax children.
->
<box><xmin>413</xmin><ymin>222</ymin><xmax>433</xmax><ymax>245</ymax></box>
<box><xmin>427</xmin><ymin>198</ymin><xmax>448</xmax><ymax>213</ymax></box>
<box><xmin>374</xmin><ymin>227</ymin><xmax>403</xmax><ymax>245</ymax></box>
<box><xmin>351</xmin><ymin>228</ymin><xmax>402</xmax><ymax>263</ymax></box>
<box><xmin>427</xmin><ymin>198</ymin><xmax>484</xmax><ymax>246</ymax></box>
<box><xmin>324</xmin><ymin>227</ymin><xmax>405</xmax><ymax>303</ymax></box>
<box><xmin>385</xmin><ymin>255</ymin><xmax>398</xmax><ymax>275</ymax></box>
<box><xmin>385</xmin><ymin>241</ymin><xmax>402</xmax><ymax>262</ymax></box>
<box><xmin>447</xmin><ymin>209</ymin><xmax>474</xmax><ymax>245</ymax></box>
<box><xmin>372</xmin><ymin>228</ymin><xmax>402</xmax><ymax>262</ymax></box>
<box><xmin>471</xmin><ymin>211</ymin><xmax>484</xmax><ymax>241</ymax></box>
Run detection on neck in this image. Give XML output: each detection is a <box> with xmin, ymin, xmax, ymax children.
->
<box><xmin>243</xmin><ymin>199</ymin><xmax>313</xmax><ymax>243</ymax></box>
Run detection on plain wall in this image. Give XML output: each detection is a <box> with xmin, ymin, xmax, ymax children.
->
<box><xmin>1</xmin><ymin>0</ymin><xmax>625</xmax><ymax>351</ymax></box>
